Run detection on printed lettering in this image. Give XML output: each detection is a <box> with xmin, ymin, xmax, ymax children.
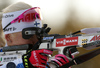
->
<box><xmin>56</xmin><ymin>39</ymin><xmax>78</xmax><ymax>45</ymax></box>
<box><xmin>25</xmin><ymin>14</ymin><xmax>31</xmax><ymax>21</ymax></box>
<box><xmin>33</xmin><ymin>51</ymin><xmax>39</xmax><ymax>62</ymax></box>
<box><xmin>3</xmin><ymin>57</ymin><xmax>17</xmax><ymax>62</ymax></box>
<box><xmin>3</xmin><ymin>14</ymin><xmax>14</xmax><ymax>18</ymax></box>
<box><xmin>56</xmin><ymin>37</ymin><xmax>78</xmax><ymax>47</ymax></box>
<box><xmin>4</xmin><ymin>27</ymin><xmax>16</xmax><ymax>32</ymax></box>
<box><xmin>90</xmin><ymin>35</ymin><xmax>100</xmax><ymax>41</ymax></box>
<box><xmin>13</xmin><ymin>27</ymin><xmax>16</xmax><ymax>31</ymax></box>
<box><xmin>18</xmin><ymin>18</ymin><xmax>24</xmax><ymax>23</ymax></box>
<box><xmin>18</xmin><ymin>13</ymin><xmax>40</xmax><ymax>23</ymax></box>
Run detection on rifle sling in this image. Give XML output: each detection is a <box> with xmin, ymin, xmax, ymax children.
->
<box><xmin>58</xmin><ymin>48</ymin><xmax>100</xmax><ymax>68</ymax></box>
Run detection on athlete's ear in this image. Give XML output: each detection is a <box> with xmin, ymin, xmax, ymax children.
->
<box><xmin>5</xmin><ymin>34</ymin><xmax>12</xmax><ymax>43</ymax></box>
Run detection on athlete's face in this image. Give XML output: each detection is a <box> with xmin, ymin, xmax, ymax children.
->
<box><xmin>6</xmin><ymin>32</ymin><xmax>38</xmax><ymax>46</ymax></box>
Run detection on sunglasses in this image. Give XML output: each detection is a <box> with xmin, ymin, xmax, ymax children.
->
<box><xmin>3</xmin><ymin>7</ymin><xmax>41</xmax><ymax>30</ymax></box>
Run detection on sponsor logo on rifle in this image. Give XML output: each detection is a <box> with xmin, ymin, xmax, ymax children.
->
<box><xmin>56</xmin><ymin>37</ymin><xmax>78</xmax><ymax>47</ymax></box>
<box><xmin>90</xmin><ymin>35</ymin><xmax>100</xmax><ymax>41</ymax></box>
<box><xmin>43</xmin><ymin>36</ymin><xmax>54</xmax><ymax>40</ymax></box>
<box><xmin>3</xmin><ymin>57</ymin><xmax>17</xmax><ymax>62</ymax></box>
<box><xmin>4</xmin><ymin>27</ymin><xmax>16</xmax><ymax>32</ymax></box>
<box><xmin>81</xmin><ymin>39</ymin><xmax>88</xmax><ymax>45</ymax></box>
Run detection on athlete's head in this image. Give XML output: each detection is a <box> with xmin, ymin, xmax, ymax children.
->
<box><xmin>2</xmin><ymin>2</ymin><xmax>42</xmax><ymax>46</ymax></box>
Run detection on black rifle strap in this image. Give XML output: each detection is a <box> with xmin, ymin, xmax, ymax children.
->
<box><xmin>58</xmin><ymin>48</ymin><xmax>100</xmax><ymax>68</ymax></box>
<box><xmin>26</xmin><ymin>41</ymin><xmax>41</xmax><ymax>53</ymax></box>
<box><xmin>71</xmin><ymin>30</ymin><xmax>81</xmax><ymax>35</ymax></box>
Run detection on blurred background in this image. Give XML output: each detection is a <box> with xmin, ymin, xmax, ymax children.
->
<box><xmin>1</xmin><ymin>0</ymin><xmax>100</xmax><ymax>68</ymax></box>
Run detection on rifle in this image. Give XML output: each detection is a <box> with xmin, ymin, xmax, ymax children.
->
<box><xmin>1</xmin><ymin>24</ymin><xmax>100</xmax><ymax>67</ymax></box>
